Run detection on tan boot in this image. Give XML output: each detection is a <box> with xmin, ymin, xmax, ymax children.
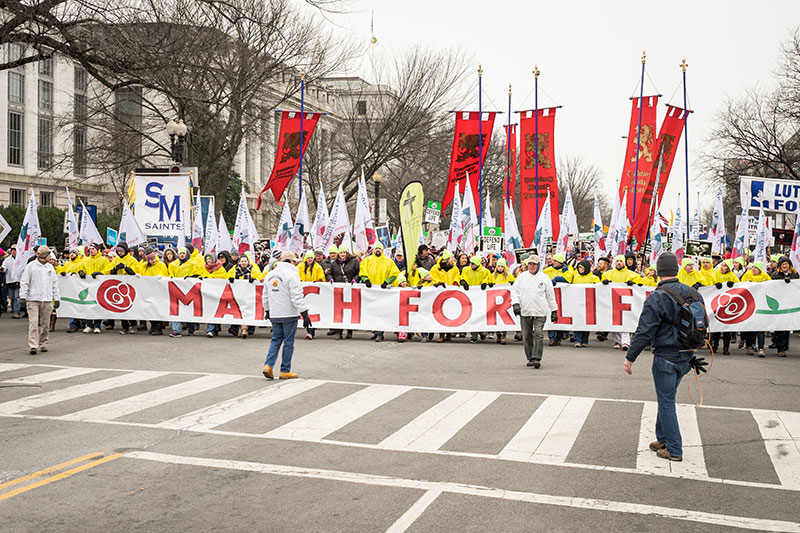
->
<box><xmin>49</xmin><ymin>314</ymin><xmax>57</xmax><ymax>332</ymax></box>
<box><xmin>279</xmin><ymin>371</ymin><xmax>298</xmax><ymax>379</ymax></box>
<box><xmin>262</xmin><ymin>365</ymin><xmax>274</xmax><ymax>380</ymax></box>
<box><xmin>649</xmin><ymin>441</ymin><xmax>666</xmax><ymax>452</ymax></box>
<box><xmin>656</xmin><ymin>448</ymin><xmax>682</xmax><ymax>462</ymax></box>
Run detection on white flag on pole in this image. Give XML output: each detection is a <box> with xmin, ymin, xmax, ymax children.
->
<box><xmin>353</xmin><ymin>173</ymin><xmax>377</xmax><ymax>253</ymax></box>
<box><xmin>217</xmin><ymin>214</ymin><xmax>233</xmax><ymax>253</ymax></box>
<box><xmin>461</xmin><ymin>177</ymin><xmax>478</xmax><ymax>253</ymax></box>
<box><xmin>649</xmin><ymin>192</ymin><xmax>663</xmax><ymax>265</ymax></box>
<box><xmin>446</xmin><ymin>188</ymin><xmax>463</xmax><ymax>252</ymax></box>
<box><xmin>753</xmin><ymin>204</ymin><xmax>768</xmax><ymax>266</ymax></box>
<box><xmin>671</xmin><ymin>205</ymin><xmax>685</xmax><ymax>261</ymax></box>
<box><xmin>606</xmin><ymin>187</ymin><xmax>621</xmax><ymax>257</ymax></box>
<box><xmin>592</xmin><ymin>194</ymin><xmax>605</xmax><ymax>266</ymax></box>
<box><xmin>555</xmin><ymin>186</ymin><xmax>578</xmax><ymax>255</ymax></box>
<box><xmin>274</xmin><ymin>200</ymin><xmax>294</xmax><ymax>253</ymax></box>
<box><xmin>690</xmin><ymin>204</ymin><xmax>701</xmax><ymax>241</ymax></box>
<box><xmin>322</xmin><ymin>184</ymin><xmax>352</xmax><ymax>250</ymax></box>
<box><xmin>731</xmin><ymin>206</ymin><xmax>748</xmax><ymax>260</ymax></box>
<box><xmin>232</xmin><ymin>187</ymin><xmax>260</xmax><ymax>253</ymax></box>
<box><xmin>710</xmin><ymin>187</ymin><xmax>726</xmax><ymax>254</ymax></box>
<box><xmin>65</xmin><ymin>187</ymin><xmax>79</xmax><ymax>249</ymax></box>
<box><xmin>78</xmin><ymin>200</ymin><xmax>104</xmax><ymax>247</ymax></box>
<box><xmin>191</xmin><ymin>192</ymin><xmax>204</xmax><ymax>251</ymax></box>
<box><xmin>611</xmin><ymin>191</ymin><xmax>629</xmax><ymax>257</ymax></box>
<box><xmin>483</xmin><ymin>189</ymin><xmax>496</xmax><ymax>229</ymax></box>
<box><xmin>532</xmin><ymin>191</ymin><xmax>553</xmax><ymax>250</ymax></box>
<box><xmin>503</xmin><ymin>199</ymin><xmax>523</xmax><ymax>266</ymax></box>
<box><xmin>290</xmin><ymin>191</ymin><xmax>310</xmax><ymax>254</ymax></box>
<box><xmin>790</xmin><ymin>202</ymin><xmax>800</xmax><ymax>269</ymax></box>
<box><xmin>10</xmin><ymin>191</ymin><xmax>41</xmax><ymax>281</ymax></box>
<box><xmin>204</xmin><ymin>207</ymin><xmax>218</xmax><ymax>256</ymax></box>
<box><xmin>119</xmin><ymin>201</ymin><xmax>146</xmax><ymax>247</ymax></box>
<box><xmin>310</xmin><ymin>182</ymin><xmax>329</xmax><ymax>251</ymax></box>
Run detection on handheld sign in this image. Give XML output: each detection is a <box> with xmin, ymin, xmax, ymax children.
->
<box><xmin>480</xmin><ymin>226</ymin><xmax>504</xmax><ymax>253</ymax></box>
<box><xmin>107</xmin><ymin>227</ymin><xmax>118</xmax><ymax>247</ymax></box>
<box><xmin>424</xmin><ymin>201</ymin><xmax>441</xmax><ymax>224</ymax></box>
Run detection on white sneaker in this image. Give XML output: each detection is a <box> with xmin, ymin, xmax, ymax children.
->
<box><xmin>83</xmin><ymin>326</ymin><xmax>92</xmax><ymax>333</ymax></box>
<box><xmin>93</xmin><ymin>328</ymin><xmax>101</xmax><ymax>334</ymax></box>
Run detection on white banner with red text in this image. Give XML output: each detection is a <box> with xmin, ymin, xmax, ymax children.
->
<box><xmin>56</xmin><ymin>277</ymin><xmax>800</xmax><ymax>333</ymax></box>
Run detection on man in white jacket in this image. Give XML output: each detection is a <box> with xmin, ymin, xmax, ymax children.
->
<box><xmin>262</xmin><ymin>251</ymin><xmax>312</xmax><ymax>380</ymax></box>
<box><xmin>20</xmin><ymin>246</ymin><xmax>60</xmax><ymax>355</ymax></box>
<box><xmin>510</xmin><ymin>255</ymin><xmax>557</xmax><ymax>369</ymax></box>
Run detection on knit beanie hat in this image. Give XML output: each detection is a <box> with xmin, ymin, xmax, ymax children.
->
<box><xmin>656</xmin><ymin>252</ymin><xmax>680</xmax><ymax>277</ymax></box>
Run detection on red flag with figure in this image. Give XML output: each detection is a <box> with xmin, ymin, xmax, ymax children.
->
<box><xmin>619</xmin><ymin>96</ymin><xmax>658</xmax><ymax>225</ymax></box>
<box><xmin>519</xmin><ymin>107</ymin><xmax>560</xmax><ymax>245</ymax></box>
<box><xmin>257</xmin><ymin>111</ymin><xmax>322</xmax><ymax>208</ymax></box>
<box><xmin>501</xmin><ymin>123</ymin><xmax>517</xmax><ymax>231</ymax></box>
<box><xmin>629</xmin><ymin>105</ymin><xmax>688</xmax><ymax>247</ymax></box>
<box><xmin>442</xmin><ymin>111</ymin><xmax>496</xmax><ymax>211</ymax></box>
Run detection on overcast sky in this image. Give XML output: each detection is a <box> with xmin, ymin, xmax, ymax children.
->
<box><xmin>328</xmin><ymin>0</ymin><xmax>800</xmax><ymax>216</ymax></box>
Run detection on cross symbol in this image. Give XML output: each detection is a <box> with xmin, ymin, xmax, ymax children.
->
<box><xmin>403</xmin><ymin>191</ymin><xmax>416</xmax><ymax>215</ymax></box>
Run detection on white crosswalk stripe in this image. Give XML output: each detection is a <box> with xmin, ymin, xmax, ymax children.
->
<box><xmin>1</xmin><ymin>364</ymin><xmax>799</xmax><ymax>492</ymax></box>
<box><xmin>265</xmin><ymin>384</ymin><xmax>410</xmax><ymax>441</ymax></box>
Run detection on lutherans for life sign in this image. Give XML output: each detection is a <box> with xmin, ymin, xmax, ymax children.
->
<box><xmin>740</xmin><ymin>176</ymin><xmax>800</xmax><ymax>214</ymax></box>
<box><xmin>58</xmin><ymin>277</ymin><xmax>800</xmax><ymax>333</ymax></box>
<box><xmin>134</xmin><ymin>174</ymin><xmax>191</xmax><ymax>237</ymax></box>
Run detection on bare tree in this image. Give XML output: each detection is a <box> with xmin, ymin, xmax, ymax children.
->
<box><xmin>556</xmin><ymin>155</ymin><xmax>609</xmax><ymax>231</ymax></box>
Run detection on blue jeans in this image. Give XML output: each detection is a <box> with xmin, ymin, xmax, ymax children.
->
<box><xmin>206</xmin><ymin>323</ymin><xmax>219</xmax><ymax>335</ymax></box>
<box><xmin>172</xmin><ymin>322</ymin><xmax>196</xmax><ymax>334</ymax></box>
<box><xmin>265</xmin><ymin>320</ymin><xmax>297</xmax><ymax>373</ymax></box>
<box><xmin>8</xmin><ymin>285</ymin><xmax>20</xmax><ymax>313</ymax></box>
<box><xmin>652</xmin><ymin>356</ymin><xmax>692</xmax><ymax>457</ymax></box>
<box><xmin>548</xmin><ymin>330</ymin><xmax>563</xmax><ymax>342</ymax></box>
<box><xmin>86</xmin><ymin>319</ymin><xmax>101</xmax><ymax>328</ymax></box>
<box><xmin>574</xmin><ymin>331</ymin><xmax>589</xmax><ymax>345</ymax></box>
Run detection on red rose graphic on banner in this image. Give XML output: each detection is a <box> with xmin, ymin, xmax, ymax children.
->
<box><xmin>711</xmin><ymin>288</ymin><xmax>756</xmax><ymax>324</ymax></box>
<box><xmin>96</xmin><ymin>280</ymin><xmax>136</xmax><ymax>313</ymax></box>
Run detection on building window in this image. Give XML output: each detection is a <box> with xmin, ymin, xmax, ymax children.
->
<box><xmin>73</xmin><ymin>126</ymin><xmax>87</xmax><ymax>176</ymax></box>
<box><xmin>8</xmin><ymin>43</ymin><xmax>23</xmax><ymax>63</ymax></box>
<box><xmin>38</xmin><ymin>80</ymin><xmax>53</xmax><ymax>110</ymax></box>
<box><xmin>8</xmin><ymin>71</ymin><xmax>24</xmax><ymax>104</ymax></box>
<box><xmin>356</xmin><ymin>100</ymin><xmax>367</xmax><ymax>116</ymax></box>
<box><xmin>38</xmin><ymin>116</ymin><xmax>53</xmax><ymax>169</ymax></box>
<box><xmin>8</xmin><ymin>111</ymin><xmax>23</xmax><ymax>166</ymax></box>
<box><xmin>40</xmin><ymin>191</ymin><xmax>54</xmax><ymax>208</ymax></box>
<box><xmin>10</xmin><ymin>188</ymin><xmax>26</xmax><ymax>206</ymax></box>
<box><xmin>39</xmin><ymin>57</ymin><xmax>52</xmax><ymax>77</ymax></box>
<box><xmin>74</xmin><ymin>65</ymin><xmax>87</xmax><ymax>93</ymax></box>
<box><xmin>74</xmin><ymin>93</ymin><xmax>87</xmax><ymax>121</ymax></box>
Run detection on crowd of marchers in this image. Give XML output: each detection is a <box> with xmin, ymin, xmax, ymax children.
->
<box><xmin>0</xmin><ymin>240</ymin><xmax>797</xmax><ymax>357</ymax></box>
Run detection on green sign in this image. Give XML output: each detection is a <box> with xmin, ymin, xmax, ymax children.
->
<box><xmin>483</xmin><ymin>226</ymin><xmax>502</xmax><ymax>237</ymax></box>
<box><xmin>427</xmin><ymin>201</ymin><xmax>441</xmax><ymax>210</ymax></box>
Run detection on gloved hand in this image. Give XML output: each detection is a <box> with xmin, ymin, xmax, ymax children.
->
<box><xmin>301</xmin><ymin>310</ymin><xmax>312</xmax><ymax>329</ymax></box>
<box><xmin>381</xmin><ymin>281</ymin><xmax>388</xmax><ymax>289</ymax></box>
<box><xmin>53</xmin><ymin>300</ymin><xmax>60</xmax><ymax>310</ymax></box>
<box><xmin>513</xmin><ymin>303</ymin><xmax>521</xmax><ymax>316</ymax></box>
<box><xmin>689</xmin><ymin>356</ymin><xmax>709</xmax><ymax>375</ymax></box>
<box><xmin>726</xmin><ymin>281</ymin><xmax>735</xmax><ymax>288</ymax></box>
<box><xmin>715</xmin><ymin>282</ymin><xmax>723</xmax><ymax>289</ymax></box>
<box><xmin>480</xmin><ymin>282</ymin><xmax>487</xmax><ymax>290</ymax></box>
<box><xmin>91</xmin><ymin>272</ymin><xmax>100</xmax><ymax>279</ymax></box>
<box><xmin>124</xmin><ymin>266</ymin><xmax>136</xmax><ymax>275</ymax></box>
<box><xmin>365</xmin><ymin>279</ymin><xmax>372</xmax><ymax>288</ymax></box>
<box><xmin>20</xmin><ymin>298</ymin><xmax>27</xmax><ymax>306</ymax></box>
<box><xmin>786</xmin><ymin>277</ymin><xmax>792</xmax><ymax>284</ymax></box>
<box><xmin>60</xmin><ymin>271</ymin><xmax>66</xmax><ymax>277</ymax></box>
<box><xmin>626</xmin><ymin>280</ymin><xmax>634</xmax><ymax>286</ymax></box>
<box><xmin>416</xmin><ymin>285</ymin><xmax>423</xmax><ymax>290</ymax></box>
<box><xmin>550</xmin><ymin>310</ymin><xmax>558</xmax><ymax>323</ymax></box>
<box><xmin>248</xmin><ymin>277</ymin><xmax>256</xmax><ymax>283</ymax></box>
<box><xmin>692</xmin><ymin>282</ymin><xmax>702</xmax><ymax>290</ymax></box>
<box><xmin>228</xmin><ymin>277</ymin><xmax>235</xmax><ymax>284</ymax></box>
<box><xmin>435</xmin><ymin>282</ymin><xmax>445</xmax><ymax>288</ymax></box>
<box><xmin>460</xmin><ymin>280</ymin><xmax>469</xmax><ymax>291</ymax></box>
<box><xmin>264</xmin><ymin>310</ymin><xmax>270</xmax><ymax>321</ymax></box>
<box><xmin>602</xmin><ymin>279</ymin><xmax>610</xmax><ymax>285</ymax></box>
<box><xmin>637</xmin><ymin>283</ymin><xmax>643</xmax><ymax>287</ymax></box>
<box><xmin>488</xmin><ymin>282</ymin><xmax>495</xmax><ymax>288</ymax></box>
<box><xmin>78</xmin><ymin>271</ymin><xmax>86</xmax><ymax>279</ymax></box>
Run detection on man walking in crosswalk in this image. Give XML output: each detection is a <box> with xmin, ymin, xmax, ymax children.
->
<box><xmin>510</xmin><ymin>255</ymin><xmax>558</xmax><ymax>369</ymax></box>
<box><xmin>623</xmin><ymin>252</ymin><xmax>702</xmax><ymax>462</ymax></box>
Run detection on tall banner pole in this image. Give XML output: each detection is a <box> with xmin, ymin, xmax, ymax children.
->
<box><xmin>299</xmin><ymin>69</ymin><xmax>305</xmax><ymax>201</ymax></box>
<box><xmin>534</xmin><ymin>65</ymin><xmax>540</xmax><ymax>227</ymax></box>
<box><xmin>633</xmin><ymin>51</ymin><xmax>646</xmax><ymax>226</ymax></box>
<box><xmin>506</xmin><ymin>83</ymin><xmax>511</xmax><ymax>204</ymax></box>
<box><xmin>681</xmin><ymin>58</ymin><xmax>690</xmax><ymax>240</ymax></box>
<box><xmin>478</xmin><ymin>65</ymin><xmax>484</xmax><ymax>235</ymax></box>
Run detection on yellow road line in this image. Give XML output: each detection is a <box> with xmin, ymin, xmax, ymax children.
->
<box><xmin>0</xmin><ymin>453</ymin><xmax>125</xmax><ymax>502</ymax></box>
<box><xmin>0</xmin><ymin>452</ymin><xmax>104</xmax><ymax>491</ymax></box>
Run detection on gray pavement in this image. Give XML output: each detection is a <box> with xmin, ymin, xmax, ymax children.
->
<box><xmin>1</xmin><ymin>316</ymin><xmax>799</xmax><ymax>532</ymax></box>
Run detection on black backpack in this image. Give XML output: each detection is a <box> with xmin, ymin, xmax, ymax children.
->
<box><xmin>659</xmin><ymin>285</ymin><xmax>709</xmax><ymax>350</ymax></box>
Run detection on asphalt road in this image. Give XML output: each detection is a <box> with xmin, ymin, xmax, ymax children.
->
<box><xmin>1</xmin><ymin>316</ymin><xmax>799</xmax><ymax>532</ymax></box>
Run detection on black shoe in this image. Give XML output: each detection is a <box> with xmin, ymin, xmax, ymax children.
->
<box><xmin>479</xmin><ymin>333</ymin><xmax>486</xmax><ymax>340</ymax></box>
<box><xmin>533</xmin><ymin>361</ymin><xmax>541</xmax><ymax>369</ymax></box>
<box><xmin>723</xmin><ymin>349</ymin><xmax>730</xmax><ymax>355</ymax></box>
<box><xmin>327</xmin><ymin>330</ymin><xmax>336</xmax><ymax>335</ymax></box>
<box><xmin>470</xmin><ymin>338</ymin><xmax>477</xmax><ymax>344</ymax></box>
<box><xmin>29</xmin><ymin>348</ymin><xmax>36</xmax><ymax>355</ymax></box>
<box><xmin>375</xmin><ymin>333</ymin><xmax>383</xmax><ymax>342</ymax></box>
<box><xmin>345</xmin><ymin>330</ymin><xmax>353</xmax><ymax>339</ymax></box>
<box><xmin>370</xmin><ymin>332</ymin><xmax>378</xmax><ymax>340</ymax></box>
<box><xmin>768</xmin><ymin>343</ymin><xmax>776</xmax><ymax>349</ymax></box>
<box><xmin>228</xmin><ymin>326</ymin><xmax>237</xmax><ymax>337</ymax></box>
<box><xmin>526</xmin><ymin>360</ymin><xmax>535</xmax><ymax>367</ymax></box>
<box><xmin>514</xmin><ymin>333</ymin><xmax>522</xmax><ymax>341</ymax></box>
<box><xmin>150</xmin><ymin>329</ymin><xmax>163</xmax><ymax>336</ymax></box>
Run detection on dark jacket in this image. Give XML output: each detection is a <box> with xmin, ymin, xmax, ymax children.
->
<box><xmin>626</xmin><ymin>278</ymin><xmax>703</xmax><ymax>363</ymax></box>
<box><xmin>416</xmin><ymin>254</ymin><xmax>435</xmax><ymax>271</ymax></box>
<box><xmin>771</xmin><ymin>270</ymin><xmax>799</xmax><ymax>281</ymax></box>
<box><xmin>320</xmin><ymin>258</ymin><xmax>334</xmax><ymax>281</ymax></box>
<box><xmin>330</xmin><ymin>256</ymin><xmax>360</xmax><ymax>283</ymax></box>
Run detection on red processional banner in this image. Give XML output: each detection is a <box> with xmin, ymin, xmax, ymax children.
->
<box><xmin>629</xmin><ymin>105</ymin><xmax>688</xmax><ymax>247</ymax></box>
<box><xmin>501</xmin><ymin>123</ymin><xmax>518</xmax><ymax>231</ymax></box>
<box><xmin>257</xmin><ymin>111</ymin><xmax>322</xmax><ymax>208</ymax></box>
<box><xmin>618</xmin><ymin>96</ymin><xmax>659</xmax><ymax>228</ymax></box>
<box><xmin>442</xmin><ymin>111</ymin><xmax>496</xmax><ymax>211</ymax></box>
<box><xmin>519</xmin><ymin>108</ymin><xmax>560</xmax><ymax>245</ymax></box>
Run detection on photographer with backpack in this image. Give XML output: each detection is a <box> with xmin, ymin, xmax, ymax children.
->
<box><xmin>623</xmin><ymin>252</ymin><xmax>709</xmax><ymax>462</ymax></box>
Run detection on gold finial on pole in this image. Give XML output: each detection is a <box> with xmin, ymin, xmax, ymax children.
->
<box><xmin>680</xmin><ymin>57</ymin><xmax>688</xmax><ymax>73</ymax></box>
<box><xmin>508</xmin><ymin>83</ymin><xmax>512</xmax><ymax>96</ymax></box>
<box><xmin>533</xmin><ymin>65</ymin><xmax>540</xmax><ymax>79</ymax></box>
<box><xmin>478</xmin><ymin>64</ymin><xmax>483</xmax><ymax>77</ymax></box>
<box><xmin>301</xmin><ymin>69</ymin><xmax>305</xmax><ymax>81</ymax></box>
<box><xmin>642</xmin><ymin>50</ymin><xmax>647</xmax><ymax>64</ymax></box>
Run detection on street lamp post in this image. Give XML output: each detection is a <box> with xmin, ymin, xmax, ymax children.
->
<box><xmin>372</xmin><ymin>172</ymin><xmax>382</xmax><ymax>224</ymax></box>
<box><xmin>166</xmin><ymin>119</ymin><xmax>188</xmax><ymax>164</ymax></box>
